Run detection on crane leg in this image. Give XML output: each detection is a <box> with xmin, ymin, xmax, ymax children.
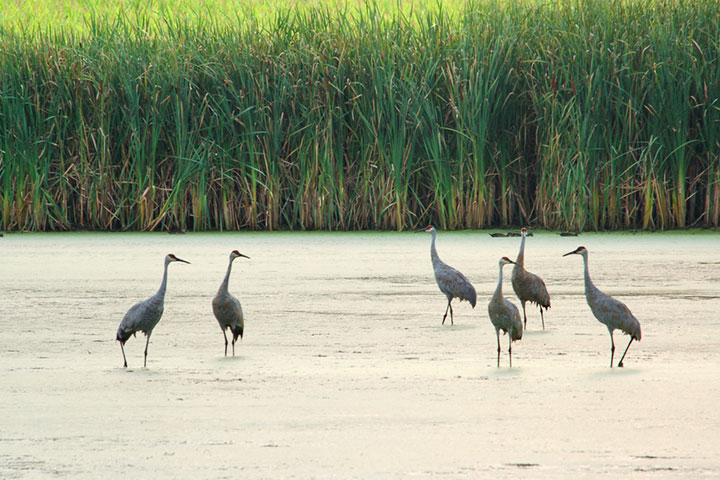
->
<box><xmin>508</xmin><ymin>335</ymin><xmax>513</xmax><ymax>368</ymax></box>
<box><xmin>232</xmin><ymin>337</ymin><xmax>236</xmax><ymax>356</ymax></box>
<box><xmin>222</xmin><ymin>328</ymin><xmax>229</xmax><ymax>357</ymax></box>
<box><xmin>539</xmin><ymin>307</ymin><xmax>545</xmax><ymax>330</ymax></box>
<box><xmin>120</xmin><ymin>342</ymin><xmax>128</xmax><ymax>368</ymax></box>
<box><xmin>522</xmin><ymin>302</ymin><xmax>527</xmax><ymax>329</ymax></box>
<box><xmin>609</xmin><ymin>332</ymin><xmax>615</xmax><ymax>368</ymax></box>
<box><xmin>617</xmin><ymin>337</ymin><xmax>634</xmax><ymax>368</ymax></box>
<box><xmin>496</xmin><ymin>329</ymin><xmax>501</xmax><ymax>367</ymax></box>
<box><xmin>442</xmin><ymin>300</ymin><xmax>453</xmax><ymax>325</ymax></box>
<box><xmin>143</xmin><ymin>334</ymin><xmax>151</xmax><ymax>368</ymax></box>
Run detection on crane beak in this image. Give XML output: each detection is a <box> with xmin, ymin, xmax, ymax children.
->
<box><xmin>562</xmin><ymin>250</ymin><xmax>577</xmax><ymax>257</ymax></box>
<box><xmin>239</xmin><ymin>253</ymin><xmax>250</xmax><ymax>259</ymax></box>
<box><xmin>176</xmin><ymin>257</ymin><xmax>191</xmax><ymax>264</ymax></box>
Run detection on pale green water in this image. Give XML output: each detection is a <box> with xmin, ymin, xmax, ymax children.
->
<box><xmin>1</xmin><ymin>231</ymin><xmax>719</xmax><ymax>478</ymax></box>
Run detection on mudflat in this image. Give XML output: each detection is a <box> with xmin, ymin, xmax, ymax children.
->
<box><xmin>1</xmin><ymin>231</ymin><xmax>718</xmax><ymax>478</ymax></box>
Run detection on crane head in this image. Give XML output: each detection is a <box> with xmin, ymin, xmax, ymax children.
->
<box><xmin>563</xmin><ymin>246</ymin><xmax>587</xmax><ymax>257</ymax></box>
<box><xmin>417</xmin><ymin>225</ymin><xmax>435</xmax><ymax>233</ymax></box>
<box><xmin>231</xmin><ymin>250</ymin><xmax>250</xmax><ymax>260</ymax></box>
<box><xmin>167</xmin><ymin>254</ymin><xmax>190</xmax><ymax>264</ymax></box>
<box><xmin>521</xmin><ymin>227</ymin><xmax>527</xmax><ymax>234</ymax></box>
<box><xmin>500</xmin><ymin>256</ymin><xmax>516</xmax><ymax>266</ymax></box>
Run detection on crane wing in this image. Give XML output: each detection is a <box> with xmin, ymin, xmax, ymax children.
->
<box><xmin>503</xmin><ymin>298</ymin><xmax>521</xmax><ymax>320</ymax></box>
<box><xmin>588</xmin><ymin>292</ymin><xmax>641</xmax><ymax>339</ymax></box>
<box><xmin>213</xmin><ymin>293</ymin><xmax>243</xmax><ymax>325</ymax></box>
<box><xmin>512</xmin><ymin>269</ymin><xmax>550</xmax><ymax>308</ymax></box>
<box><xmin>118</xmin><ymin>298</ymin><xmax>163</xmax><ymax>336</ymax></box>
<box><xmin>503</xmin><ymin>299</ymin><xmax>523</xmax><ymax>340</ymax></box>
<box><xmin>434</xmin><ymin>265</ymin><xmax>477</xmax><ymax>306</ymax></box>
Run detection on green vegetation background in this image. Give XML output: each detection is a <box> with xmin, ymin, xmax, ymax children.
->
<box><xmin>1</xmin><ymin>0</ymin><xmax>718</xmax><ymax>232</ymax></box>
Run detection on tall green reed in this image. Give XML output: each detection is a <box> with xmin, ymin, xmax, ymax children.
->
<box><xmin>1</xmin><ymin>0</ymin><xmax>719</xmax><ymax>232</ymax></box>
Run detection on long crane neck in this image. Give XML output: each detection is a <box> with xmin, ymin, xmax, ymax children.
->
<box><xmin>515</xmin><ymin>233</ymin><xmax>526</xmax><ymax>266</ymax></box>
<box><xmin>582</xmin><ymin>253</ymin><xmax>597</xmax><ymax>294</ymax></box>
<box><xmin>219</xmin><ymin>257</ymin><xmax>235</xmax><ymax>293</ymax></box>
<box><xmin>430</xmin><ymin>229</ymin><xmax>441</xmax><ymax>265</ymax></box>
<box><xmin>493</xmin><ymin>263</ymin><xmax>505</xmax><ymax>301</ymax></box>
<box><xmin>155</xmin><ymin>258</ymin><xmax>171</xmax><ymax>300</ymax></box>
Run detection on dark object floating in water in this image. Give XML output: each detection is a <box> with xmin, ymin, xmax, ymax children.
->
<box><xmin>489</xmin><ymin>233</ymin><xmax>506</xmax><ymax>237</ymax></box>
<box><xmin>507</xmin><ymin>463</ymin><xmax>540</xmax><ymax>469</ymax></box>
<box><xmin>167</xmin><ymin>229</ymin><xmax>186</xmax><ymax>235</ymax></box>
<box><xmin>0</xmin><ymin>233</ymin><xmax>4</xmax><ymax>237</ymax></box>
<box><xmin>559</xmin><ymin>232</ymin><xmax>580</xmax><ymax>236</ymax></box>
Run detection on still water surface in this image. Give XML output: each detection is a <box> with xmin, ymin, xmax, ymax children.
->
<box><xmin>1</xmin><ymin>230</ymin><xmax>719</xmax><ymax>478</ymax></box>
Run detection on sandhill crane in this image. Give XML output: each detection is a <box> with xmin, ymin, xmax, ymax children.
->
<box><xmin>511</xmin><ymin>227</ymin><xmax>551</xmax><ymax>330</ymax></box>
<box><xmin>563</xmin><ymin>246</ymin><xmax>642</xmax><ymax>367</ymax></box>
<box><xmin>419</xmin><ymin>225</ymin><xmax>477</xmax><ymax>325</ymax></box>
<box><xmin>212</xmin><ymin>250</ymin><xmax>249</xmax><ymax>356</ymax></box>
<box><xmin>116</xmin><ymin>254</ymin><xmax>190</xmax><ymax>368</ymax></box>
<box><xmin>488</xmin><ymin>257</ymin><xmax>523</xmax><ymax>367</ymax></box>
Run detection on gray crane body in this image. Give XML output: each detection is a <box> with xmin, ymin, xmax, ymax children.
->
<box><xmin>488</xmin><ymin>257</ymin><xmax>523</xmax><ymax>367</ymax></box>
<box><xmin>511</xmin><ymin>228</ymin><xmax>551</xmax><ymax>329</ymax></box>
<box><xmin>212</xmin><ymin>250</ymin><xmax>249</xmax><ymax>356</ymax></box>
<box><xmin>117</xmin><ymin>295</ymin><xmax>164</xmax><ymax>343</ymax></box>
<box><xmin>421</xmin><ymin>226</ymin><xmax>477</xmax><ymax>325</ymax></box>
<box><xmin>564</xmin><ymin>246</ymin><xmax>641</xmax><ymax>367</ymax></box>
<box><xmin>116</xmin><ymin>254</ymin><xmax>189</xmax><ymax>368</ymax></box>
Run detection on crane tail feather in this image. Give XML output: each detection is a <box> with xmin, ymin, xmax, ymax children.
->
<box><xmin>511</xmin><ymin>324</ymin><xmax>523</xmax><ymax>341</ymax></box>
<box><xmin>232</xmin><ymin>325</ymin><xmax>244</xmax><ymax>341</ymax></box>
<box><xmin>466</xmin><ymin>286</ymin><xmax>477</xmax><ymax>308</ymax></box>
<box><xmin>116</xmin><ymin>328</ymin><xmax>133</xmax><ymax>345</ymax></box>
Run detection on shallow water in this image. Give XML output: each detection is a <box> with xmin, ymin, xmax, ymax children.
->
<box><xmin>1</xmin><ymin>230</ymin><xmax>719</xmax><ymax>478</ymax></box>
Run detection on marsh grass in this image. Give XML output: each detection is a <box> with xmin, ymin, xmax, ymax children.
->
<box><xmin>1</xmin><ymin>0</ymin><xmax>718</xmax><ymax>231</ymax></box>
